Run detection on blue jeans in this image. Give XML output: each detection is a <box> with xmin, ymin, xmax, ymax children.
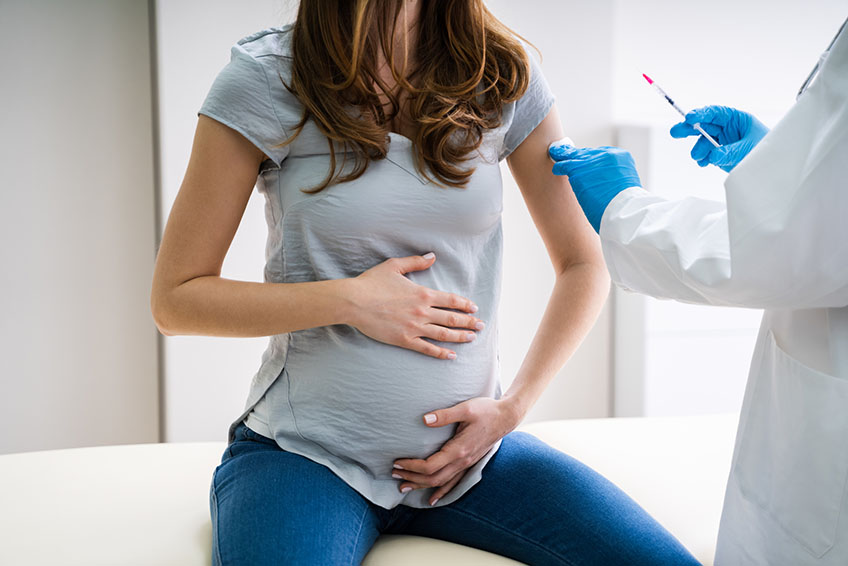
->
<box><xmin>210</xmin><ymin>422</ymin><xmax>700</xmax><ymax>566</ymax></box>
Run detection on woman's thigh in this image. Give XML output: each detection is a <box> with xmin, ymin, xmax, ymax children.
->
<box><xmin>210</xmin><ymin>423</ymin><xmax>381</xmax><ymax>566</ymax></box>
<box><xmin>397</xmin><ymin>431</ymin><xmax>700</xmax><ymax>566</ymax></box>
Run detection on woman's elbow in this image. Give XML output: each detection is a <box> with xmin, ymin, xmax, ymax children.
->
<box><xmin>557</xmin><ymin>233</ymin><xmax>608</xmax><ymax>276</ymax></box>
<box><xmin>593</xmin><ymin>263</ymin><xmax>612</xmax><ymax>295</ymax></box>
<box><xmin>557</xmin><ymin>242</ymin><xmax>611</xmax><ymax>297</ymax></box>
<box><xmin>150</xmin><ymin>290</ymin><xmax>177</xmax><ymax>336</ymax></box>
<box><xmin>579</xmin><ymin>259</ymin><xmax>611</xmax><ymax>292</ymax></box>
<box><xmin>556</xmin><ymin>256</ymin><xmax>610</xmax><ymax>286</ymax></box>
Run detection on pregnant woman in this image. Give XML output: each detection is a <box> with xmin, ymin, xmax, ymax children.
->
<box><xmin>150</xmin><ymin>1</ymin><xmax>699</xmax><ymax>565</ymax></box>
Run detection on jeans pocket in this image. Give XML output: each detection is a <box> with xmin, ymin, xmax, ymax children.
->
<box><xmin>735</xmin><ymin>331</ymin><xmax>848</xmax><ymax>558</ymax></box>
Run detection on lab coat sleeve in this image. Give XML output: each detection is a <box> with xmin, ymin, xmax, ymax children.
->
<box><xmin>599</xmin><ymin>131</ymin><xmax>848</xmax><ymax>310</ymax></box>
<box><xmin>600</xmin><ymin>25</ymin><xmax>848</xmax><ymax>310</ymax></box>
<box><xmin>599</xmin><ymin>188</ymin><xmax>744</xmax><ymax>306</ymax></box>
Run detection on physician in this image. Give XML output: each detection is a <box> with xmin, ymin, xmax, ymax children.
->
<box><xmin>548</xmin><ymin>16</ymin><xmax>848</xmax><ymax>566</ymax></box>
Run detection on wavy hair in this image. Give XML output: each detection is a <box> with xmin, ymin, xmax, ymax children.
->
<box><xmin>277</xmin><ymin>0</ymin><xmax>533</xmax><ymax>192</ymax></box>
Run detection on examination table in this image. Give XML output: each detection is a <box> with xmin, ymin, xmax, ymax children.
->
<box><xmin>0</xmin><ymin>414</ymin><xmax>736</xmax><ymax>565</ymax></box>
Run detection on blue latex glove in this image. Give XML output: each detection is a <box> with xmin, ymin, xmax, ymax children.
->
<box><xmin>548</xmin><ymin>143</ymin><xmax>642</xmax><ymax>233</ymax></box>
<box><xmin>670</xmin><ymin>105</ymin><xmax>769</xmax><ymax>172</ymax></box>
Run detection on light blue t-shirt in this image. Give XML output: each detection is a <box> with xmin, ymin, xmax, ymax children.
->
<box><xmin>199</xmin><ymin>24</ymin><xmax>555</xmax><ymax>509</ymax></box>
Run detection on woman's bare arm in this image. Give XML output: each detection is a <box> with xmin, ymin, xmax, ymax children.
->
<box><xmin>150</xmin><ymin>116</ymin><xmax>481</xmax><ymax>358</ymax></box>
<box><xmin>499</xmin><ymin>103</ymin><xmax>610</xmax><ymax>418</ymax></box>
<box><xmin>391</xmin><ymin>104</ymin><xmax>611</xmax><ymax>504</ymax></box>
<box><xmin>150</xmin><ymin>116</ymin><xmax>349</xmax><ymax>337</ymax></box>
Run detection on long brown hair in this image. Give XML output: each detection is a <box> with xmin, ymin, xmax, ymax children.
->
<box><xmin>279</xmin><ymin>0</ymin><xmax>532</xmax><ymax>192</ymax></box>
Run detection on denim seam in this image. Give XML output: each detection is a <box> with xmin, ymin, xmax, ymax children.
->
<box><xmin>435</xmin><ymin>504</ymin><xmax>580</xmax><ymax>566</ymax></box>
<box><xmin>348</xmin><ymin>503</ymin><xmax>371</xmax><ymax>566</ymax></box>
<box><xmin>211</xmin><ymin>472</ymin><xmax>224</xmax><ymax>566</ymax></box>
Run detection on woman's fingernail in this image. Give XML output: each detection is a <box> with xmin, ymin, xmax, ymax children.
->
<box><xmin>470</xmin><ymin>304</ymin><xmax>479</xmax><ymax>313</ymax></box>
<box><xmin>475</xmin><ymin>321</ymin><xmax>485</xmax><ymax>330</ymax></box>
<box><xmin>423</xmin><ymin>252</ymin><xmax>435</xmax><ymax>259</ymax></box>
<box><xmin>393</xmin><ymin>464</ymin><xmax>404</xmax><ymax>470</ymax></box>
<box><xmin>401</xmin><ymin>486</ymin><xmax>413</xmax><ymax>494</ymax></box>
<box><xmin>447</xmin><ymin>352</ymin><xmax>457</xmax><ymax>360</ymax></box>
<box><xmin>466</xmin><ymin>333</ymin><xmax>476</xmax><ymax>341</ymax></box>
<box><xmin>424</xmin><ymin>413</ymin><xmax>437</xmax><ymax>424</ymax></box>
<box><xmin>392</xmin><ymin>473</ymin><xmax>403</xmax><ymax>480</ymax></box>
<box><xmin>430</xmin><ymin>498</ymin><xmax>440</xmax><ymax>506</ymax></box>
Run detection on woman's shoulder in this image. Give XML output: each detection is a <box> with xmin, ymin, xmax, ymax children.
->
<box><xmin>495</xmin><ymin>36</ymin><xmax>555</xmax><ymax>161</ymax></box>
<box><xmin>232</xmin><ymin>23</ymin><xmax>294</xmax><ymax>62</ymax></box>
<box><xmin>222</xmin><ymin>23</ymin><xmax>302</xmax><ymax>113</ymax></box>
<box><xmin>198</xmin><ymin>24</ymin><xmax>300</xmax><ymax>167</ymax></box>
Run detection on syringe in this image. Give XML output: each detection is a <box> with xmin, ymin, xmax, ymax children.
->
<box><xmin>642</xmin><ymin>74</ymin><xmax>720</xmax><ymax>148</ymax></box>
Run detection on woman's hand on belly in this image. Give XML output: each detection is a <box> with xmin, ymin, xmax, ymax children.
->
<box><xmin>390</xmin><ymin>397</ymin><xmax>522</xmax><ymax>506</ymax></box>
<box><xmin>345</xmin><ymin>253</ymin><xmax>485</xmax><ymax>360</ymax></box>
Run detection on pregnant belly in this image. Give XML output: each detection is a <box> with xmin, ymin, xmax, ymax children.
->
<box><xmin>284</xmin><ymin>325</ymin><xmax>499</xmax><ymax>478</ymax></box>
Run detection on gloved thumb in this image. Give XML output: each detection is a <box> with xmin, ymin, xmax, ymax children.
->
<box><xmin>552</xmin><ymin>159</ymin><xmax>582</xmax><ymax>177</ymax></box>
<box><xmin>548</xmin><ymin>137</ymin><xmax>577</xmax><ymax>161</ymax></box>
<box><xmin>670</xmin><ymin>121</ymin><xmax>698</xmax><ymax>139</ymax></box>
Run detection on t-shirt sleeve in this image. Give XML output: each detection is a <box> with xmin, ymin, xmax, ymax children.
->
<box><xmin>198</xmin><ymin>45</ymin><xmax>290</xmax><ymax>167</ymax></box>
<box><xmin>498</xmin><ymin>42</ymin><xmax>556</xmax><ymax>161</ymax></box>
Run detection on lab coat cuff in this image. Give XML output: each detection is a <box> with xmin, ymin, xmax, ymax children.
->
<box><xmin>598</xmin><ymin>186</ymin><xmax>648</xmax><ymax>289</ymax></box>
<box><xmin>599</xmin><ymin>187</ymin><xmax>647</xmax><ymax>236</ymax></box>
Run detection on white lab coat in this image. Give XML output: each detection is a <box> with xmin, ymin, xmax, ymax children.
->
<box><xmin>599</xmin><ymin>23</ymin><xmax>848</xmax><ymax>566</ymax></box>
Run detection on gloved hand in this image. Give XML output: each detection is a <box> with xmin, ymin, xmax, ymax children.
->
<box><xmin>670</xmin><ymin>105</ymin><xmax>769</xmax><ymax>172</ymax></box>
<box><xmin>548</xmin><ymin>143</ymin><xmax>642</xmax><ymax>233</ymax></box>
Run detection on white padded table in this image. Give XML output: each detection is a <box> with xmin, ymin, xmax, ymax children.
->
<box><xmin>0</xmin><ymin>414</ymin><xmax>736</xmax><ymax>565</ymax></box>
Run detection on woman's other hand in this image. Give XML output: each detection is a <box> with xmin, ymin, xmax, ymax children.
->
<box><xmin>391</xmin><ymin>397</ymin><xmax>522</xmax><ymax>505</ymax></box>
<box><xmin>346</xmin><ymin>253</ymin><xmax>484</xmax><ymax>360</ymax></box>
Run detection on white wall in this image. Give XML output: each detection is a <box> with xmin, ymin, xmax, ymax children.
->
<box><xmin>156</xmin><ymin>0</ymin><xmax>618</xmax><ymax>442</ymax></box>
<box><xmin>612</xmin><ymin>0</ymin><xmax>848</xmax><ymax>128</ymax></box>
<box><xmin>0</xmin><ymin>0</ymin><xmax>159</xmax><ymax>454</ymax></box>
